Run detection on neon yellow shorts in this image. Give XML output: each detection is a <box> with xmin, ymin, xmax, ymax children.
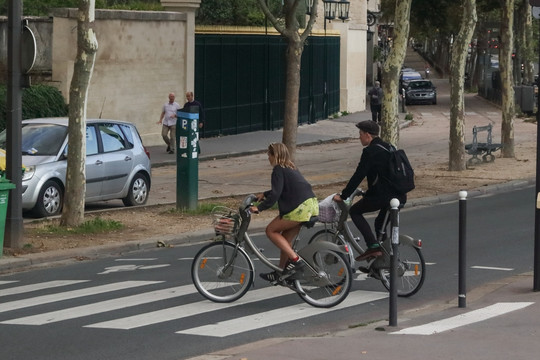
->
<box><xmin>283</xmin><ymin>197</ymin><xmax>319</xmax><ymax>222</ymax></box>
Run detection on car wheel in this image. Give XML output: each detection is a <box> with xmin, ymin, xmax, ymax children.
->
<box><xmin>32</xmin><ymin>180</ymin><xmax>63</xmax><ymax>217</ymax></box>
<box><xmin>122</xmin><ymin>173</ymin><xmax>149</xmax><ymax>206</ymax></box>
<box><xmin>433</xmin><ymin>97</ymin><xmax>437</xmax><ymax>105</ymax></box>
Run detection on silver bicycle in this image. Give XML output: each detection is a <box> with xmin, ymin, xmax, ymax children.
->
<box><xmin>309</xmin><ymin>189</ymin><xmax>425</xmax><ymax>297</ymax></box>
<box><xmin>191</xmin><ymin>194</ymin><xmax>353</xmax><ymax>308</ymax></box>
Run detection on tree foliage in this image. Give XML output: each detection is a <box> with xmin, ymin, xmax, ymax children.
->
<box><xmin>0</xmin><ymin>85</ymin><xmax>68</xmax><ymax>132</ymax></box>
<box><xmin>197</xmin><ymin>0</ymin><xmax>280</xmax><ymax>26</ymax></box>
<box><xmin>0</xmin><ymin>0</ymin><xmax>162</xmax><ymax>16</ymax></box>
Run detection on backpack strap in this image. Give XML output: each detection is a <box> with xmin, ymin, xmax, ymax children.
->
<box><xmin>375</xmin><ymin>143</ymin><xmax>396</xmax><ymax>152</ymax></box>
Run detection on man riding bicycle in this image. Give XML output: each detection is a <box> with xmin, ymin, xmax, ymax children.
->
<box><xmin>333</xmin><ymin>121</ymin><xmax>407</xmax><ymax>261</ymax></box>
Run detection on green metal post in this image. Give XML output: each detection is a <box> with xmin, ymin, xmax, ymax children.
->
<box><xmin>176</xmin><ymin>111</ymin><xmax>199</xmax><ymax>210</ymax></box>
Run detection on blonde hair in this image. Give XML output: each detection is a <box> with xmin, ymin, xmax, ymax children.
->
<box><xmin>268</xmin><ymin>143</ymin><xmax>296</xmax><ymax>169</ymax></box>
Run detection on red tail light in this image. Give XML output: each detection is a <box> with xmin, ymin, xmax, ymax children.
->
<box><xmin>143</xmin><ymin>146</ymin><xmax>151</xmax><ymax>160</ymax></box>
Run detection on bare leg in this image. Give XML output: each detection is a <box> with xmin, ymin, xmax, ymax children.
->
<box><xmin>265</xmin><ymin>216</ymin><xmax>302</xmax><ymax>268</ymax></box>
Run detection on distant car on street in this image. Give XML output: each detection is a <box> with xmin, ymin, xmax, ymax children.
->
<box><xmin>399</xmin><ymin>71</ymin><xmax>423</xmax><ymax>93</ymax></box>
<box><xmin>404</xmin><ymin>79</ymin><xmax>437</xmax><ymax>105</ymax></box>
<box><xmin>0</xmin><ymin>118</ymin><xmax>152</xmax><ymax>217</ymax></box>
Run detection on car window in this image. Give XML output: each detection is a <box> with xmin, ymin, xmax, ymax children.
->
<box><xmin>119</xmin><ymin>124</ymin><xmax>135</xmax><ymax>148</ymax></box>
<box><xmin>86</xmin><ymin>126</ymin><xmax>98</xmax><ymax>155</ymax></box>
<box><xmin>6</xmin><ymin>124</ymin><xmax>68</xmax><ymax>156</ymax></box>
<box><xmin>99</xmin><ymin>123</ymin><xmax>127</xmax><ymax>152</ymax></box>
<box><xmin>409</xmin><ymin>81</ymin><xmax>431</xmax><ymax>89</ymax></box>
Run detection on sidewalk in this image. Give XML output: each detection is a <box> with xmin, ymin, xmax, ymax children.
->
<box><xmin>146</xmin><ymin>110</ymin><xmax>371</xmax><ymax>168</ymax></box>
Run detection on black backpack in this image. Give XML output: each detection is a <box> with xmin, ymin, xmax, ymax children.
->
<box><xmin>376</xmin><ymin>144</ymin><xmax>415</xmax><ymax>194</ymax></box>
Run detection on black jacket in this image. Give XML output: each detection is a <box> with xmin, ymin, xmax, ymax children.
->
<box><xmin>340</xmin><ymin>137</ymin><xmax>406</xmax><ymax>202</ymax></box>
<box><xmin>258</xmin><ymin>165</ymin><xmax>316</xmax><ymax>216</ymax></box>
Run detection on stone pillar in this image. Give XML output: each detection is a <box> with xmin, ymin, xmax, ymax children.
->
<box><xmin>161</xmin><ymin>0</ymin><xmax>200</xmax><ymax>96</ymax></box>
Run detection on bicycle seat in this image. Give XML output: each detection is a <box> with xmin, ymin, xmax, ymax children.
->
<box><xmin>303</xmin><ymin>216</ymin><xmax>319</xmax><ymax>229</ymax></box>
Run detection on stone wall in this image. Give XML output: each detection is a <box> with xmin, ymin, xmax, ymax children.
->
<box><xmin>50</xmin><ymin>9</ymin><xmax>189</xmax><ymax>146</ymax></box>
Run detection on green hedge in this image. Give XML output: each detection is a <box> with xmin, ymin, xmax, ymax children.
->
<box><xmin>0</xmin><ymin>84</ymin><xmax>68</xmax><ymax>132</ymax></box>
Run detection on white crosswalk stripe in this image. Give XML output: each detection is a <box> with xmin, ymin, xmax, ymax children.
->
<box><xmin>176</xmin><ymin>290</ymin><xmax>388</xmax><ymax>337</ymax></box>
<box><xmin>0</xmin><ymin>281</ymin><xmax>161</xmax><ymax>313</ymax></box>
<box><xmin>0</xmin><ymin>279</ymin><xmax>388</xmax><ymax>336</ymax></box>
<box><xmin>391</xmin><ymin>302</ymin><xmax>534</xmax><ymax>335</ymax></box>
<box><xmin>1</xmin><ymin>285</ymin><xmax>191</xmax><ymax>325</ymax></box>
<box><xmin>0</xmin><ymin>281</ymin><xmax>17</xmax><ymax>286</ymax></box>
<box><xmin>86</xmin><ymin>286</ymin><xmax>293</xmax><ymax>330</ymax></box>
<box><xmin>0</xmin><ymin>280</ymin><xmax>89</xmax><ymax>297</ymax></box>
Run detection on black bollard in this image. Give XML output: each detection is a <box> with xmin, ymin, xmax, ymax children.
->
<box><xmin>389</xmin><ymin>198</ymin><xmax>400</xmax><ymax>326</ymax></box>
<box><xmin>459</xmin><ymin>190</ymin><xmax>467</xmax><ymax>308</ymax></box>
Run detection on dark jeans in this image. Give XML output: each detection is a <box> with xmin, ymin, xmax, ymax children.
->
<box><xmin>349</xmin><ymin>197</ymin><xmax>389</xmax><ymax>248</ymax></box>
<box><xmin>370</xmin><ymin>104</ymin><xmax>381</xmax><ymax>123</ymax></box>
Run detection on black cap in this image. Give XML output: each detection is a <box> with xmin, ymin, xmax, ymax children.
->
<box><xmin>355</xmin><ymin>120</ymin><xmax>379</xmax><ymax>136</ymax></box>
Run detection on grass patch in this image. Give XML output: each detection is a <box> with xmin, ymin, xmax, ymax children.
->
<box><xmin>164</xmin><ymin>202</ymin><xmax>232</xmax><ymax>215</ymax></box>
<box><xmin>36</xmin><ymin>217</ymin><xmax>124</xmax><ymax>236</ymax></box>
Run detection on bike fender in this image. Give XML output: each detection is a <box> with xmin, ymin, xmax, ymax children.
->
<box><xmin>400</xmin><ymin>234</ymin><xmax>421</xmax><ymax>248</ymax></box>
<box><xmin>298</xmin><ymin>241</ymin><xmax>348</xmax><ymax>261</ymax></box>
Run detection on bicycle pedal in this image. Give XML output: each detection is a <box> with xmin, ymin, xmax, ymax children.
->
<box><xmin>358</xmin><ymin>266</ymin><xmax>370</xmax><ymax>274</ymax></box>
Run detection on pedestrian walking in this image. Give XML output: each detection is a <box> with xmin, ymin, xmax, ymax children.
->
<box><xmin>368</xmin><ymin>81</ymin><xmax>383</xmax><ymax>123</ymax></box>
<box><xmin>158</xmin><ymin>92</ymin><xmax>181</xmax><ymax>154</ymax></box>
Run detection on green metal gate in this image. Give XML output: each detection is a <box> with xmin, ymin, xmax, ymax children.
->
<box><xmin>195</xmin><ymin>33</ymin><xmax>340</xmax><ymax>138</ymax></box>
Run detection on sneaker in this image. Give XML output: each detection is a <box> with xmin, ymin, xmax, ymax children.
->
<box><xmin>355</xmin><ymin>247</ymin><xmax>382</xmax><ymax>262</ymax></box>
<box><xmin>166</xmin><ymin>145</ymin><xmax>170</xmax><ymax>153</ymax></box>
<box><xmin>168</xmin><ymin>150</ymin><xmax>174</xmax><ymax>154</ymax></box>
<box><xmin>259</xmin><ymin>271</ymin><xmax>279</xmax><ymax>282</ymax></box>
<box><xmin>283</xmin><ymin>257</ymin><xmax>306</xmax><ymax>275</ymax></box>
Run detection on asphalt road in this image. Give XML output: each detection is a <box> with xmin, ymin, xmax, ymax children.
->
<box><xmin>1</xmin><ymin>186</ymin><xmax>535</xmax><ymax>360</ymax></box>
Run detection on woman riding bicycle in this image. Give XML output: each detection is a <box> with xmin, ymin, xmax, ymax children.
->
<box><xmin>333</xmin><ymin>121</ymin><xmax>406</xmax><ymax>261</ymax></box>
<box><xmin>250</xmin><ymin>143</ymin><xmax>319</xmax><ymax>282</ymax></box>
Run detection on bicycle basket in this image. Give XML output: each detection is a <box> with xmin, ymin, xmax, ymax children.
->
<box><xmin>211</xmin><ymin>206</ymin><xmax>240</xmax><ymax>238</ymax></box>
<box><xmin>318</xmin><ymin>202</ymin><xmax>340</xmax><ymax>223</ymax></box>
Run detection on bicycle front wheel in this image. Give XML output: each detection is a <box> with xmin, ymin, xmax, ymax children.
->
<box><xmin>191</xmin><ymin>241</ymin><xmax>254</xmax><ymax>303</ymax></box>
<box><xmin>295</xmin><ymin>250</ymin><xmax>352</xmax><ymax>308</ymax></box>
<box><xmin>378</xmin><ymin>244</ymin><xmax>425</xmax><ymax>297</ymax></box>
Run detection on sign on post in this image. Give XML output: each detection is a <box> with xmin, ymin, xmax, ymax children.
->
<box><xmin>176</xmin><ymin>111</ymin><xmax>199</xmax><ymax>210</ymax></box>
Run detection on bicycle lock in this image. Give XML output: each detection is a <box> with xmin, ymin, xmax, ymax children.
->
<box><xmin>389</xmin><ymin>198</ymin><xmax>400</xmax><ymax>326</ymax></box>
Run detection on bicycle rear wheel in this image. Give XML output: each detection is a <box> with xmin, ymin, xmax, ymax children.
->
<box><xmin>309</xmin><ymin>229</ymin><xmax>355</xmax><ymax>265</ymax></box>
<box><xmin>191</xmin><ymin>241</ymin><xmax>254</xmax><ymax>303</ymax></box>
<box><xmin>295</xmin><ymin>250</ymin><xmax>352</xmax><ymax>308</ymax></box>
<box><xmin>378</xmin><ymin>244</ymin><xmax>425</xmax><ymax>297</ymax></box>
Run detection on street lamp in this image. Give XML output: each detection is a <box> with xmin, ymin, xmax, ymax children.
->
<box><xmin>338</xmin><ymin>1</ymin><xmax>350</xmax><ymax>22</ymax></box>
<box><xmin>305</xmin><ymin>0</ymin><xmax>314</xmax><ymax>15</ymax></box>
<box><xmin>322</xmin><ymin>0</ymin><xmax>350</xmax><ymax>32</ymax></box>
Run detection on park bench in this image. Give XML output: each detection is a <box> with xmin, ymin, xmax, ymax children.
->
<box><xmin>464</xmin><ymin>124</ymin><xmax>502</xmax><ymax>166</ymax></box>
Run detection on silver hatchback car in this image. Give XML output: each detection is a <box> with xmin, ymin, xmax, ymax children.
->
<box><xmin>0</xmin><ymin>118</ymin><xmax>152</xmax><ymax>217</ymax></box>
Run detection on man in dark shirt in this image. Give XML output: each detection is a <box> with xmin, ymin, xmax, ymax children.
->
<box><xmin>183</xmin><ymin>91</ymin><xmax>205</xmax><ymax>153</ymax></box>
<box><xmin>368</xmin><ymin>81</ymin><xmax>383</xmax><ymax>123</ymax></box>
<box><xmin>183</xmin><ymin>91</ymin><xmax>205</xmax><ymax>130</ymax></box>
<box><xmin>333</xmin><ymin>121</ymin><xmax>406</xmax><ymax>261</ymax></box>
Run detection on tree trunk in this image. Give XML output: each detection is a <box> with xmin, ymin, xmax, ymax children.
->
<box><xmin>282</xmin><ymin>39</ymin><xmax>303</xmax><ymax>158</ymax></box>
<box><xmin>500</xmin><ymin>0</ymin><xmax>515</xmax><ymax>158</ymax></box>
<box><xmin>381</xmin><ymin>0</ymin><xmax>412</xmax><ymax>146</ymax></box>
<box><xmin>257</xmin><ymin>0</ymin><xmax>318</xmax><ymax>161</ymax></box>
<box><xmin>449</xmin><ymin>0</ymin><xmax>477</xmax><ymax>171</ymax></box>
<box><xmin>516</xmin><ymin>0</ymin><xmax>535</xmax><ymax>85</ymax></box>
<box><xmin>60</xmin><ymin>0</ymin><xmax>98</xmax><ymax>227</ymax></box>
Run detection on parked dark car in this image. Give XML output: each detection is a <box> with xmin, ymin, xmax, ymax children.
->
<box><xmin>0</xmin><ymin>118</ymin><xmax>152</xmax><ymax>217</ymax></box>
<box><xmin>404</xmin><ymin>80</ymin><xmax>437</xmax><ymax>105</ymax></box>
